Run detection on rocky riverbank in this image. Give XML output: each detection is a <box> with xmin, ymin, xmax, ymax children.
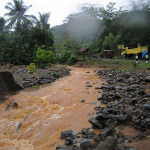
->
<box><xmin>1</xmin><ymin>65</ymin><xmax>70</xmax><ymax>88</ymax></box>
<box><xmin>0</xmin><ymin>65</ymin><xmax>70</xmax><ymax>103</ymax></box>
<box><xmin>56</xmin><ymin>70</ymin><xmax>150</xmax><ymax>150</ymax></box>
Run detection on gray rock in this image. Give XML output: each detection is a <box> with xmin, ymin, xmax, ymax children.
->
<box><xmin>117</xmin><ymin>144</ymin><xmax>126</xmax><ymax>150</ymax></box>
<box><xmin>80</xmin><ymin>139</ymin><xmax>91</xmax><ymax>150</ymax></box>
<box><xmin>86</xmin><ymin>85</ymin><xmax>92</xmax><ymax>87</ymax></box>
<box><xmin>130</xmin><ymin>84</ymin><xmax>140</xmax><ymax>88</ymax></box>
<box><xmin>115</xmin><ymin>86</ymin><xmax>122</xmax><ymax>90</ymax></box>
<box><xmin>102</xmin><ymin>92</ymin><xmax>109</xmax><ymax>100</ymax></box>
<box><xmin>95</xmin><ymin>136</ymin><xmax>116</xmax><ymax>150</ymax></box>
<box><xmin>146</xmin><ymin>76</ymin><xmax>150</xmax><ymax>82</ymax></box>
<box><xmin>116</xmin><ymin>115</ymin><xmax>128</xmax><ymax>123</ymax></box>
<box><xmin>89</xmin><ymin>117</ymin><xmax>104</xmax><ymax>129</ymax></box>
<box><xmin>95</xmin><ymin>113</ymin><xmax>108</xmax><ymax>121</ymax></box>
<box><xmin>144</xmin><ymin>93</ymin><xmax>150</xmax><ymax>98</ymax></box>
<box><xmin>98</xmin><ymin>128</ymin><xmax>113</xmax><ymax>140</ymax></box>
<box><xmin>142</xmin><ymin>104</ymin><xmax>150</xmax><ymax>112</ymax></box>
<box><xmin>56</xmin><ymin>145</ymin><xmax>70</xmax><ymax>150</ymax></box>
<box><xmin>5</xmin><ymin>100</ymin><xmax>18</xmax><ymax>111</ymax></box>
<box><xmin>61</xmin><ymin>130</ymin><xmax>74</xmax><ymax>139</ymax></box>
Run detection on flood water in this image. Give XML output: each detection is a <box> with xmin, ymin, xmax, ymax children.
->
<box><xmin>0</xmin><ymin>67</ymin><xmax>103</xmax><ymax>150</ymax></box>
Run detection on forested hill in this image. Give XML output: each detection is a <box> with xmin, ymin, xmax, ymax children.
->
<box><xmin>51</xmin><ymin>1</ymin><xmax>150</xmax><ymax>55</ymax></box>
<box><xmin>0</xmin><ymin>0</ymin><xmax>150</xmax><ymax>66</ymax></box>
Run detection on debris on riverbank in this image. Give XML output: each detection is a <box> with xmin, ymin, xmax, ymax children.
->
<box><xmin>57</xmin><ymin>69</ymin><xmax>150</xmax><ymax>150</ymax></box>
<box><xmin>0</xmin><ymin>65</ymin><xmax>70</xmax><ymax>102</ymax></box>
<box><xmin>1</xmin><ymin>65</ymin><xmax>70</xmax><ymax>88</ymax></box>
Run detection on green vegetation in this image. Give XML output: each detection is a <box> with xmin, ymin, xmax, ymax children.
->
<box><xmin>0</xmin><ymin>0</ymin><xmax>54</xmax><ymax>66</ymax></box>
<box><xmin>52</xmin><ymin>71</ymin><xmax>60</xmax><ymax>78</ymax></box>
<box><xmin>52</xmin><ymin>1</ymin><xmax>150</xmax><ymax>58</ymax></box>
<box><xmin>99</xmin><ymin>59</ymin><xmax>150</xmax><ymax>71</ymax></box>
<box><xmin>27</xmin><ymin>63</ymin><xmax>36</xmax><ymax>74</ymax></box>
<box><xmin>32</xmin><ymin>85</ymin><xmax>39</xmax><ymax>89</ymax></box>
<box><xmin>0</xmin><ymin>0</ymin><xmax>150</xmax><ymax>69</ymax></box>
<box><xmin>34</xmin><ymin>46</ymin><xmax>53</xmax><ymax>68</ymax></box>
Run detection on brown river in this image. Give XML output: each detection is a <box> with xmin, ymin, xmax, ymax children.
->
<box><xmin>0</xmin><ymin>67</ymin><xmax>103</xmax><ymax>150</ymax></box>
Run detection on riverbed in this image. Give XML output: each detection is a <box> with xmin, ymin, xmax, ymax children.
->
<box><xmin>0</xmin><ymin>67</ymin><xmax>103</xmax><ymax>150</ymax></box>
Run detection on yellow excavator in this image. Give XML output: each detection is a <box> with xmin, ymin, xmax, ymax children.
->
<box><xmin>121</xmin><ymin>46</ymin><xmax>148</xmax><ymax>58</ymax></box>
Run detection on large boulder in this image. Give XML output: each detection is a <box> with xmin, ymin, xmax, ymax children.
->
<box><xmin>0</xmin><ymin>71</ymin><xmax>22</xmax><ymax>102</ymax></box>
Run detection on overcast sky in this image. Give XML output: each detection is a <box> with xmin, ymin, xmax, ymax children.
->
<box><xmin>0</xmin><ymin>0</ymin><xmax>138</xmax><ymax>27</ymax></box>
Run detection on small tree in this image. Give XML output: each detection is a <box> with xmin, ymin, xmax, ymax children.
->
<box><xmin>34</xmin><ymin>46</ymin><xmax>53</xmax><ymax>68</ymax></box>
<box><xmin>102</xmin><ymin>33</ymin><xmax>121</xmax><ymax>55</ymax></box>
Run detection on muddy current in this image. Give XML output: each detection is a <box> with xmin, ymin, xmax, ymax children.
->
<box><xmin>0</xmin><ymin>67</ymin><xmax>103</xmax><ymax>150</ymax></box>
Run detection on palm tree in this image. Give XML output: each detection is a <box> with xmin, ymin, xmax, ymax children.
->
<box><xmin>5</xmin><ymin>0</ymin><xmax>37</xmax><ymax>31</ymax></box>
<box><xmin>37</xmin><ymin>12</ymin><xmax>51</xmax><ymax>30</ymax></box>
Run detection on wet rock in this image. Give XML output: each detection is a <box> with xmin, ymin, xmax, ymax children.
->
<box><xmin>87</xmin><ymin>128</ymin><xmax>94</xmax><ymax>134</ymax></box>
<box><xmin>115</xmin><ymin>92</ymin><xmax>123</xmax><ymax>99</ymax></box>
<box><xmin>81</xmin><ymin>128</ymin><xmax>88</xmax><ymax>134</ymax></box>
<box><xmin>98</xmin><ymin>128</ymin><xmax>113</xmax><ymax>140</ymax></box>
<box><xmin>91</xmin><ymin>135</ymin><xmax>100</xmax><ymax>148</ymax></box>
<box><xmin>107</xmin><ymin>96</ymin><xmax>114</xmax><ymax>102</ymax></box>
<box><xmin>123</xmin><ymin>73</ymin><xmax>131</xmax><ymax>79</ymax></box>
<box><xmin>97</xmin><ymin>97</ymin><xmax>102</xmax><ymax>101</ymax></box>
<box><xmin>89</xmin><ymin>117</ymin><xmax>104</xmax><ymax>129</ymax></box>
<box><xmin>130</xmin><ymin>84</ymin><xmax>140</xmax><ymax>88</ymax></box>
<box><xmin>142</xmin><ymin>104</ymin><xmax>150</xmax><ymax>112</ymax></box>
<box><xmin>95</xmin><ymin>113</ymin><xmax>108</xmax><ymax>121</ymax></box>
<box><xmin>128</xmin><ymin>148</ymin><xmax>137</xmax><ymax>150</ymax></box>
<box><xmin>102</xmin><ymin>92</ymin><xmax>109</xmax><ymax>100</ymax></box>
<box><xmin>107</xmin><ymin>108</ymin><xmax>113</xmax><ymax>113</ymax></box>
<box><xmin>146</xmin><ymin>76</ymin><xmax>150</xmax><ymax>82</ymax></box>
<box><xmin>146</xmin><ymin>118</ymin><xmax>150</xmax><ymax>123</ymax></box>
<box><xmin>86</xmin><ymin>85</ymin><xmax>92</xmax><ymax>87</ymax></box>
<box><xmin>131</xmin><ymin>109</ymin><xmax>139</xmax><ymax>116</ymax></box>
<box><xmin>130</xmin><ymin>98</ymin><xmax>138</xmax><ymax>105</ymax></box>
<box><xmin>61</xmin><ymin>130</ymin><xmax>74</xmax><ymax>139</ymax></box>
<box><xmin>90</xmin><ymin>102</ymin><xmax>97</xmax><ymax>105</ymax></box>
<box><xmin>88</xmin><ymin>113</ymin><xmax>94</xmax><ymax>116</ymax></box>
<box><xmin>95</xmin><ymin>136</ymin><xmax>117</xmax><ymax>150</ymax></box>
<box><xmin>115</xmin><ymin>115</ymin><xmax>128</xmax><ymax>123</ymax></box>
<box><xmin>115</xmin><ymin>86</ymin><xmax>122</xmax><ymax>90</ymax></box>
<box><xmin>80</xmin><ymin>139</ymin><xmax>91</xmax><ymax>150</ymax></box>
<box><xmin>5</xmin><ymin>100</ymin><xmax>18</xmax><ymax>110</ymax></box>
<box><xmin>65</xmin><ymin>137</ymin><xmax>73</xmax><ymax>146</ymax></box>
<box><xmin>81</xmin><ymin>100</ymin><xmax>86</xmax><ymax>103</ymax></box>
<box><xmin>117</xmin><ymin>144</ymin><xmax>126</xmax><ymax>150</ymax></box>
<box><xmin>95</xmin><ymin>87</ymin><xmax>101</xmax><ymax>89</ymax></box>
<box><xmin>117</xmin><ymin>138</ymin><xmax>125</xmax><ymax>144</ymax></box>
<box><xmin>56</xmin><ymin>145</ymin><xmax>70</xmax><ymax>150</ymax></box>
<box><xmin>144</xmin><ymin>93</ymin><xmax>150</xmax><ymax>98</ymax></box>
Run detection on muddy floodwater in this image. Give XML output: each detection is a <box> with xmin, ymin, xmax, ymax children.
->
<box><xmin>0</xmin><ymin>67</ymin><xmax>103</xmax><ymax>150</ymax></box>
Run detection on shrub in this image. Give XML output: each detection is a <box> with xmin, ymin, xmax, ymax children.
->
<box><xmin>34</xmin><ymin>47</ymin><xmax>53</xmax><ymax>68</ymax></box>
<box><xmin>67</xmin><ymin>55</ymin><xmax>78</xmax><ymax>65</ymax></box>
<box><xmin>53</xmin><ymin>71</ymin><xmax>60</xmax><ymax>78</ymax></box>
<box><xmin>58</xmin><ymin>50</ymin><xmax>72</xmax><ymax>64</ymax></box>
<box><xmin>27</xmin><ymin>63</ymin><xmax>36</xmax><ymax>74</ymax></box>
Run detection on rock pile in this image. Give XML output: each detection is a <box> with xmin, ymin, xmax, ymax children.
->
<box><xmin>12</xmin><ymin>67</ymin><xmax>70</xmax><ymax>88</ymax></box>
<box><xmin>56</xmin><ymin>70</ymin><xmax>150</xmax><ymax>150</ymax></box>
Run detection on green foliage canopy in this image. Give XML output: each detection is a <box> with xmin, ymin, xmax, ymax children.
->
<box><xmin>34</xmin><ymin>46</ymin><xmax>54</xmax><ymax>68</ymax></box>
